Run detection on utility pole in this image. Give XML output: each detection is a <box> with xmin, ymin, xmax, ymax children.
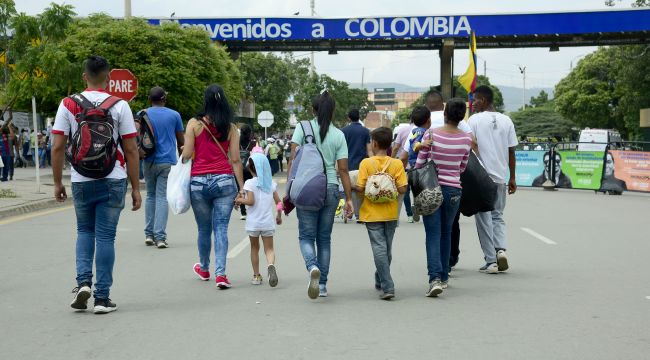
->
<box><xmin>518</xmin><ymin>65</ymin><xmax>527</xmax><ymax>110</ymax></box>
<box><xmin>310</xmin><ymin>0</ymin><xmax>315</xmax><ymax>75</ymax></box>
<box><xmin>361</xmin><ymin>67</ymin><xmax>365</xmax><ymax>89</ymax></box>
<box><xmin>124</xmin><ymin>0</ymin><xmax>132</xmax><ymax>19</ymax></box>
<box><xmin>483</xmin><ymin>60</ymin><xmax>486</xmax><ymax>77</ymax></box>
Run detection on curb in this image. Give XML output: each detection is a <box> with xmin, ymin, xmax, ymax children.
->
<box><xmin>0</xmin><ymin>182</ymin><xmax>147</xmax><ymax>221</ymax></box>
<box><xmin>0</xmin><ymin>198</ymin><xmax>70</xmax><ymax>221</ymax></box>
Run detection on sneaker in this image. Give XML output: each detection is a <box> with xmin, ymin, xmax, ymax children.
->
<box><xmin>412</xmin><ymin>212</ymin><xmax>420</xmax><ymax>222</ymax></box>
<box><xmin>407</xmin><ymin>216</ymin><xmax>414</xmax><ymax>223</ymax></box>
<box><xmin>307</xmin><ymin>267</ymin><xmax>320</xmax><ymax>299</ymax></box>
<box><xmin>426</xmin><ymin>279</ymin><xmax>443</xmax><ymax>297</ymax></box>
<box><xmin>319</xmin><ymin>284</ymin><xmax>328</xmax><ymax>297</ymax></box>
<box><xmin>251</xmin><ymin>274</ymin><xmax>262</xmax><ymax>285</ymax></box>
<box><xmin>70</xmin><ymin>284</ymin><xmax>92</xmax><ymax>310</ymax></box>
<box><xmin>268</xmin><ymin>264</ymin><xmax>278</xmax><ymax>288</ymax></box>
<box><xmin>479</xmin><ymin>263</ymin><xmax>499</xmax><ymax>274</ymax></box>
<box><xmin>380</xmin><ymin>292</ymin><xmax>395</xmax><ymax>300</ymax></box>
<box><xmin>193</xmin><ymin>263</ymin><xmax>210</xmax><ymax>281</ymax></box>
<box><xmin>93</xmin><ymin>298</ymin><xmax>117</xmax><ymax>314</ymax></box>
<box><xmin>441</xmin><ymin>280</ymin><xmax>449</xmax><ymax>289</ymax></box>
<box><xmin>216</xmin><ymin>275</ymin><xmax>232</xmax><ymax>289</ymax></box>
<box><xmin>156</xmin><ymin>240</ymin><xmax>168</xmax><ymax>249</ymax></box>
<box><xmin>496</xmin><ymin>250</ymin><xmax>509</xmax><ymax>272</ymax></box>
<box><xmin>145</xmin><ymin>236</ymin><xmax>155</xmax><ymax>246</ymax></box>
<box><xmin>240</xmin><ymin>215</ymin><xmax>246</xmax><ymax>220</ymax></box>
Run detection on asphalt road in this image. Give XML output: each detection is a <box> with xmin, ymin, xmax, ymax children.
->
<box><xmin>1</xmin><ymin>188</ymin><xmax>649</xmax><ymax>360</ymax></box>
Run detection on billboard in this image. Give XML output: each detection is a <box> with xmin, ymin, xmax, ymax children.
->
<box><xmin>604</xmin><ymin>150</ymin><xmax>650</xmax><ymax>192</ymax></box>
<box><xmin>148</xmin><ymin>9</ymin><xmax>650</xmax><ymax>42</ymax></box>
<box><xmin>514</xmin><ymin>151</ymin><xmax>546</xmax><ymax>187</ymax></box>
<box><xmin>558</xmin><ymin>151</ymin><xmax>605</xmax><ymax>190</ymax></box>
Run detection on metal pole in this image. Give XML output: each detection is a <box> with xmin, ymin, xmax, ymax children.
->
<box><xmin>483</xmin><ymin>60</ymin><xmax>487</xmax><ymax>77</ymax></box>
<box><xmin>310</xmin><ymin>0</ymin><xmax>315</xmax><ymax>75</ymax></box>
<box><xmin>32</xmin><ymin>96</ymin><xmax>40</xmax><ymax>193</ymax></box>
<box><xmin>361</xmin><ymin>67</ymin><xmax>365</xmax><ymax>89</ymax></box>
<box><xmin>125</xmin><ymin>0</ymin><xmax>132</xmax><ymax>19</ymax></box>
<box><xmin>264</xmin><ymin>127</ymin><xmax>267</xmax><ymax>141</ymax></box>
<box><xmin>518</xmin><ymin>66</ymin><xmax>526</xmax><ymax>110</ymax></box>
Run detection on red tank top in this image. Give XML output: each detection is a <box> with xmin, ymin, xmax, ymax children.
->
<box><xmin>191</xmin><ymin>123</ymin><xmax>233</xmax><ymax>176</ymax></box>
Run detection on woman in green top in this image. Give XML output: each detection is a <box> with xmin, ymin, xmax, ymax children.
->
<box><xmin>289</xmin><ymin>91</ymin><xmax>354</xmax><ymax>299</ymax></box>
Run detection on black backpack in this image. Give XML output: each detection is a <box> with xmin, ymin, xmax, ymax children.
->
<box><xmin>65</xmin><ymin>94</ymin><xmax>122</xmax><ymax>179</ymax></box>
<box><xmin>135</xmin><ymin>110</ymin><xmax>156</xmax><ymax>159</ymax></box>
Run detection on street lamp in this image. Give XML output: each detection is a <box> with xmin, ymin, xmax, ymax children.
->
<box><xmin>518</xmin><ymin>65</ymin><xmax>526</xmax><ymax>110</ymax></box>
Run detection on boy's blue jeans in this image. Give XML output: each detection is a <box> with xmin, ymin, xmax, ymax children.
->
<box><xmin>422</xmin><ymin>186</ymin><xmax>462</xmax><ymax>282</ymax></box>
<box><xmin>72</xmin><ymin>179</ymin><xmax>127</xmax><ymax>299</ymax></box>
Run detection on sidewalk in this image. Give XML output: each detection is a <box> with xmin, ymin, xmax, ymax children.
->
<box><xmin>0</xmin><ymin>167</ymin><xmax>72</xmax><ymax>220</ymax></box>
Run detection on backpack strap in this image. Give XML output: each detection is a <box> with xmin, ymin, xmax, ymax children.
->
<box><xmin>380</xmin><ymin>158</ymin><xmax>392</xmax><ymax>173</ymax></box>
<box><xmin>301</xmin><ymin>120</ymin><xmax>316</xmax><ymax>144</ymax></box>
<box><xmin>97</xmin><ymin>96</ymin><xmax>122</xmax><ymax>111</ymax></box>
<box><xmin>69</xmin><ymin>93</ymin><xmax>95</xmax><ymax>111</ymax></box>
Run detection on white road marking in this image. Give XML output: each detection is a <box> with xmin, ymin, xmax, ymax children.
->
<box><xmin>227</xmin><ymin>236</ymin><xmax>250</xmax><ymax>259</ymax></box>
<box><xmin>521</xmin><ymin>227</ymin><xmax>557</xmax><ymax>245</ymax></box>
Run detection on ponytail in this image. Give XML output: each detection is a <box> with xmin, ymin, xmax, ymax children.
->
<box><xmin>316</xmin><ymin>90</ymin><xmax>335</xmax><ymax>142</ymax></box>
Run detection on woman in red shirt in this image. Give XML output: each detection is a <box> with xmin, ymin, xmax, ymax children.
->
<box><xmin>181</xmin><ymin>84</ymin><xmax>245</xmax><ymax>289</ymax></box>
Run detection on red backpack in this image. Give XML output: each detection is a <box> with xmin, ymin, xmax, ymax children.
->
<box><xmin>65</xmin><ymin>94</ymin><xmax>122</xmax><ymax>179</ymax></box>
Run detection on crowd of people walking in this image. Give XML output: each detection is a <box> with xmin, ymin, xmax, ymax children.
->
<box><xmin>52</xmin><ymin>55</ymin><xmax>517</xmax><ymax>315</ymax></box>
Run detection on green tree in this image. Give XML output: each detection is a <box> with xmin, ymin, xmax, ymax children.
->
<box><xmin>239</xmin><ymin>52</ymin><xmax>297</xmax><ymax>132</ymax></box>
<box><xmin>7</xmin><ymin>11</ymin><xmax>243</xmax><ymax>121</ymax></box>
<box><xmin>510</xmin><ymin>101</ymin><xmax>576</xmax><ymax>139</ymax></box>
<box><xmin>0</xmin><ymin>0</ymin><xmax>16</xmax><ymax>84</ymax></box>
<box><xmin>453</xmin><ymin>75</ymin><xmax>505</xmax><ymax>112</ymax></box>
<box><xmin>530</xmin><ymin>90</ymin><xmax>550</xmax><ymax>108</ymax></box>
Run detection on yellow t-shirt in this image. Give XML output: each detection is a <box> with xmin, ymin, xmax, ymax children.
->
<box><xmin>357</xmin><ymin>156</ymin><xmax>408</xmax><ymax>222</ymax></box>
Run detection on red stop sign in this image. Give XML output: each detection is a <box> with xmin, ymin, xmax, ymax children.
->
<box><xmin>108</xmin><ymin>69</ymin><xmax>138</xmax><ymax>101</ymax></box>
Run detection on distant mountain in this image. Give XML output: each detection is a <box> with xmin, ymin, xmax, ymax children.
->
<box><xmin>498</xmin><ymin>85</ymin><xmax>554</xmax><ymax>113</ymax></box>
<box><xmin>351</xmin><ymin>82</ymin><xmax>554</xmax><ymax>113</ymax></box>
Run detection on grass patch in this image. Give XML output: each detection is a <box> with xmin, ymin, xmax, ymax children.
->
<box><xmin>0</xmin><ymin>188</ymin><xmax>18</xmax><ymax>198</ymax></box>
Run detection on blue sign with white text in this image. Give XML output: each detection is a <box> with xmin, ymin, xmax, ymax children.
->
<box><xmin>148</xmin><ymin>9</ymin><xmax>650</xmax><ymax>41</ymax></box>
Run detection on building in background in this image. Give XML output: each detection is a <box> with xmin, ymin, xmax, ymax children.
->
<box><xmin>369</xmin><ymin>88</ymin><xmax>421</xmax><ymax>112</ymax></box>
<box><xmin>364</xmin><ymin>111</ymin><xmax>393</xmax><ymax>130</ymax></box>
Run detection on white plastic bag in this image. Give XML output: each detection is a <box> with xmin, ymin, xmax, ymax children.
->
<box><xmin>167</xmin><ymin>159</ymin><xmax>192</xmax><ymax>215</ymax></box>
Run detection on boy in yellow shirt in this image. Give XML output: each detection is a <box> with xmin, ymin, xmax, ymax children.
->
<box><xmin>355</xmin><ymin>127</ymin><xmax>408</xmax><ymax>300</ymax></box>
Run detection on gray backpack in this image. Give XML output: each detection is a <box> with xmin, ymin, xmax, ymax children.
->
<box><xmin>287</xmin><ymin>121</ymin><xmax>327</xmax><ymax>210</ymax></box>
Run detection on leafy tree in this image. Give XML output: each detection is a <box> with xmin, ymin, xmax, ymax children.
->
<box><xmin>452</xmin><ymin>75</ymin><xmax>505</xmax><ymax>112</ymax></box>
<box><xmin>294</xmin><ymin>72</ymin><xmax>374</xmax><ymax>128</ymax></box>
<box><xmin>530</xmin><ymin>90</ymin><xmax>550</xmax><ymax>108</ymax></box>
<box><xmin>0</xmin><ymin>0</ymin><xmax>16</xmax><ymax>83</ymax></box>
<box><xmin>6</xmin><ymin>11</ymin><xmax>243</xmax><ymax>121</ymax></box>
<box><xmin>510</xmin><ymin>101</ymin><xmax>576</xmax><ymax>140</ymax></box>
<box><xmin>239</xmin><ymin>52</ymin><xmax>298</xmax><ymax>132</ymax></box>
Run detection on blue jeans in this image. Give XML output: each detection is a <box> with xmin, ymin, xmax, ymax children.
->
<box><xmin>72</xmin><ymin>179</ymin><xmax>127</xmax><ymax>299</ymax></box>
<box><xmin>1</xmin><ymin>155</ymin><xmax>12</xmax><ymax>180</ymax></box>
<box><xmin>190</xmin><ymin>174</ymin><xmax>236</xmax><ymax>276</ymax></box>
<box><xmin>366</xmin><ymin>221</ymin><xmax>398</xmax><ymax>293</ymax></box>
<box><xmin>296</xmin><ymin>184</ymin><xmax>339</xmax><ymax>285</ymax></box>
<box><xmin>38</xmin><ymin>148</ymin><xmax>46</xmax><ymax>167</ymax></box>
<box><xmin>144</xmin><ymin>162</ymin><xmax>171</xmax><ymax>241</ymax></box>
<box><xmin>422</xmin><ymin>186</ymin><xmax>462</xmax><ymax>282</ymax></box>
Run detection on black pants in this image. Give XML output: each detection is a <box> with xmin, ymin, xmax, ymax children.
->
<box><xmin>240</xmin><ymin>168</ymin><xmax>253</xmax><ymax>215</ymax></box>
<box><xmin>449</xmin><ymin>208</ymin><xmax>461</xmax><ymax>267</ymax></box>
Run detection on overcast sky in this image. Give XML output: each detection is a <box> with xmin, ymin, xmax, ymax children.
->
<box><xmin>18</xmin><ymin>0</ymin><xmax>628</xmax><ymax>90</ymax></box>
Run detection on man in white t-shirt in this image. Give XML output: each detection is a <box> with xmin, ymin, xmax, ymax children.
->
<box><xmin>468</xmin><ymin>85</ymin><xmax>518</xmax><ymax>275</ymax></box>
<box><xmin>52</xmin><ymin>55</ymin><xmax>141</xmax><ymax>314</ymax></box>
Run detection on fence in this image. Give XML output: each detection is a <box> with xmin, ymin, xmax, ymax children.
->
<box><xmin>514</xmin><ymin>142</ymin><xmax>650</xmax><ymax>194</ymax></box>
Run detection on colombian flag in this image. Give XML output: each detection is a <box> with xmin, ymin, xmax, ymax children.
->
<box><xmin>458</xmin><ymin>31</ymin><xmax>477</xmax><ymax>111</ymax></box>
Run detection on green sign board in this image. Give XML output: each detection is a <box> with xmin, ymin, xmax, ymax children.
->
<box><xmin>558</xmin><ymin>151</ymin><xmax>605</xmax><ymax>190</ymax></box>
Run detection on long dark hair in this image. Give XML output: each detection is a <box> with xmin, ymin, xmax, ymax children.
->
<box><xmin>316</xmin><ymin>91</ymin><xmax>335</xmax><ymax>142</ymax></box>
<box><xmin>239</xmin><ymin>123</ymin><xmax>252</xmax><ymax>149</ymax></box>
<box><xmin>197</xmin><ymin>84</ymin><xmax>232</xmax><ymax>142</ymax></box>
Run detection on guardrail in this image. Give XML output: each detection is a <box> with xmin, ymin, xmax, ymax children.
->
<box><xmin>514</xmin><ymin>141</ymin><xmax>650</xmax><ymax>194</ymax></box>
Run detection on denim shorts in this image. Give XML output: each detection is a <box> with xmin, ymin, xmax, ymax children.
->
<box><xmin>247</xmin><ymin>230</ymin><xmax>275</xmax><ymax>237</ymax></box>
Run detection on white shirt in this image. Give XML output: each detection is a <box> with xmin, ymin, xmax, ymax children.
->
<box><xmin>402</xmin><ymin>111</ymin><xmax>472</xmax><ymax>153</ymax></box>
<box><xmin>243</xmin><ymin>177</ymin><xmax>278</xmax><ymax>232</ymax></box>
<box><xmin>468</xmin><ymin>111</ymin><xmax>518</xmax><ymax>184</ymax></box>
<box><xmin>53</xmin><ymin>90</ymin><xmax>137</xmax><ymax>182</ymax></box>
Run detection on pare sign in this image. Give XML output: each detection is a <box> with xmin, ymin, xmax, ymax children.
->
<box><xmin>108</xmin><ymin>69</ymin><xmax>138</xmax><ymax>101</ymax></box>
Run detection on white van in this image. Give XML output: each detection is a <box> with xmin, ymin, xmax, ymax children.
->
<box><xmin>577</xmin><ymin>129</ymin><xmax>622</xmax><ymax>151</ymax></box>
